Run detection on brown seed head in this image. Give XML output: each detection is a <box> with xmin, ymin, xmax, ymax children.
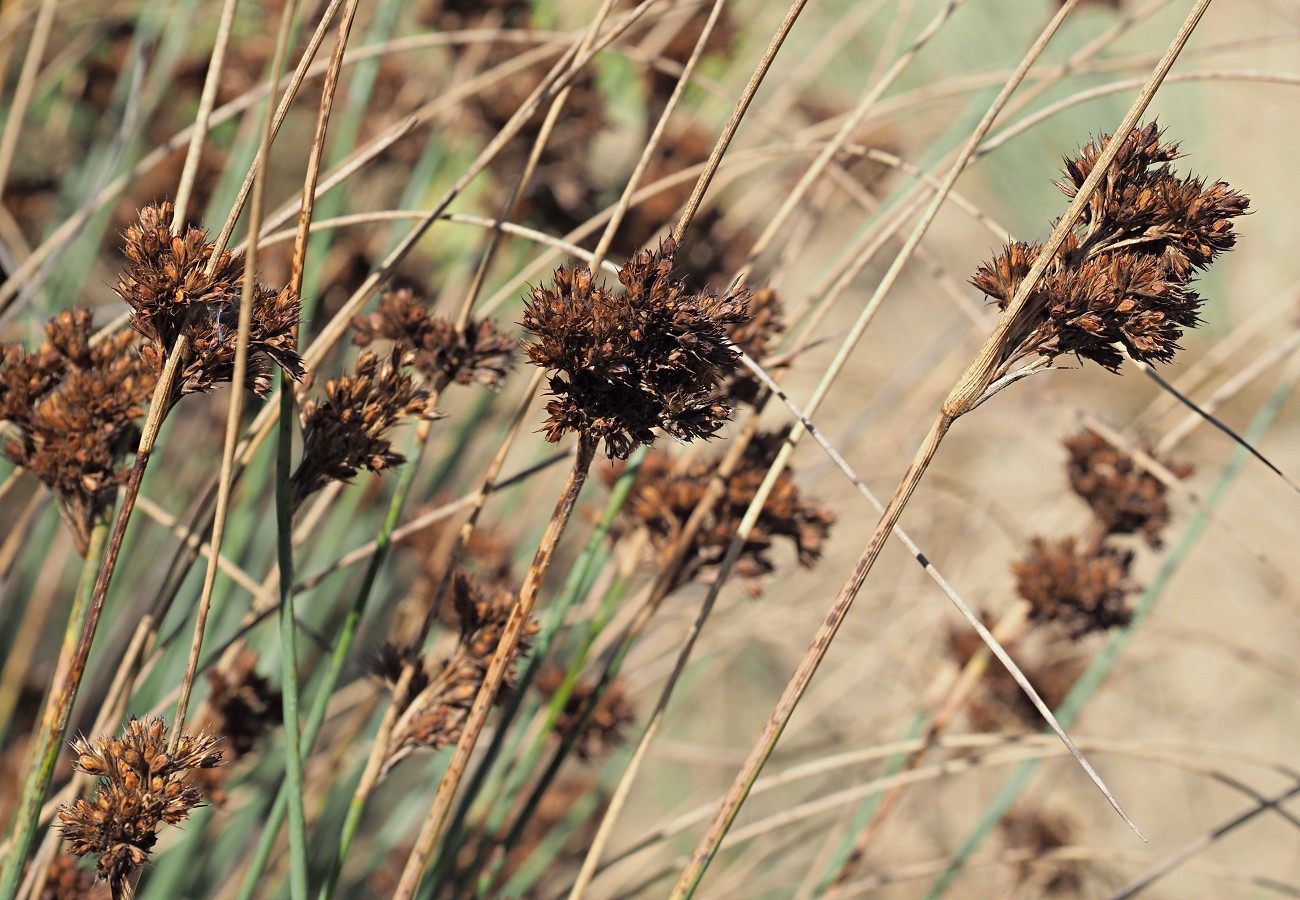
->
<box><xmin>115</xmin><ymin>202</ymin><xmax>304</xmax><ymax>402</ymax></box>
<box><xmin>1064</xmin><ymin>429</ymin><xmax>1191</xmax><ymax>546</ymax></box>
<box><xmin>57</xmin><ymin>717</ymin><xmax>221</xmax><ymax>889</ymax></box>
<box><xmin>535</xmin><ymin>668</ymin><xmax>637</xmax><ymax>762</ymax></box>
<box><xmin>522</xmin><ymin>238</ymin><xmax>750</xmax><ymax>459</ymax></box>
<box><xmin>1</xmin><ymin>309</ymin><xmax>156</xmax><ymax>554</ymax></box>
<box><xmin>290</xmin><ymin>350</ymin><xmax>437</xmax><ymax>510</ymax></box>
<box><xmin>612</xmin><ymin>431</ymin><xmax>835</xmax><ymax>596</ymax></box>
<box><xmin>352</xmin><ymin>287</ymin><xmax>515</xmax><ymax>390</ymax></box>
<box><xmin>1014</xmin><ymin>536</ymin><xmax>1135</xmax><ymax>638</ymax></box>
<box><xmin>972</xmin><ymin>122</ymin><xmax>1248</xmax><ymax>375</ymax></box>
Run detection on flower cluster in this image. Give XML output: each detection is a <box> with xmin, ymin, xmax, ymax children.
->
<box><xmin>0</xmin><ymin>309</ymin><xmax>156</xmax><ymax>554</ymax></box>
<box><xmin>534</xmin><ymin>668</ymin><xmax>637</xmax><ymax>762</ymax></box>
<box><xmin>971</xmin><ymin>122</ymin><xmax>1248</xmax><ymax>375</ymax></box>
<box><xmin>377</xmin><ymin>573</ymin><xmax>537</xmax><ymax>774</ymax></box>
<box><xmin>721</xmin><ymin>286</ymin><xmax>786</xmax><ymax>405</ymax></box>
<box><xmin>193</xmin><ymin>649</ymin><xmax>281</xmax><ymax>806</ymax></box>
<box><xmin>57</xmin><ymin>717</ymin><xmax>222</xmax><ymax>890</ymax></box>
<box><xmin>352</xmin><ymin>287</ymin><xmax>515</xmax><ymax>390</ymax></box>
<box><xmin>1013</xmin><ymin>428</ymin><xmax>1189</xmax><ymax>638</ymax></box>
<box><xmin>522</xmin><ymin>237</ymin><xmax>750</xmax><ymax>459</ymax></box>
<box><xmin>290</xmin><ymin>350</ymin><xmax>438</xmax><ymax>510</ymax></box>
<box><xmin>114</xmin><ymin>202</ymin><xmax>304</xmax><ymax>402</ymax></box>
<box><xmin>612</xmin><ymin>431</ymin><xmax>835</xmax><ymax>596</ymax></box>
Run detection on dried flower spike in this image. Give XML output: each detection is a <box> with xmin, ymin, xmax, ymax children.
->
<box><xmin>115</xmin><ymin>202</ymin><xmax>304</xmax><ymax>402</ymax></box>
<box><xmin>289</xmin><ymin>349</ymin><xmax>439</xmax><ymax>510</ymax></box>
<box><xmin>0</xmin><ymin>309</ymin><xmax>156</xmax><ymax>554</ymax></box>
<box><xmin>535</xmin><ymin>668</ymin><xmax>637</xmax><ymax>762</ymax></box>
<box><xmin>351</xmin><ymin>287</ymin><xmax>515</xmax><ymax>390</ymax></box>
<box><xmin>57</xmin><ymin>717</ymin><xmax>221</xmax><ymax>891</ymax></box>
<box><xmin>522</xmin><ymin>237</ymin><xmax>750</xmax><ymax>459</ymax></box>
<box><xmin>972</xmin><ymin>122</ymin><xmax>1248</xmax><ymax>377</ymax></box>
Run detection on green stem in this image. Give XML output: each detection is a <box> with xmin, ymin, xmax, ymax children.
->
<box><xmin>275</xmin><ymin>374</ymin><xmax>309</xmax><ymax>900</ymax></box>
<box><xmin>0</xmin><ymin>514</ymin><xmax>109</xmax><ymax>898</ymax></box>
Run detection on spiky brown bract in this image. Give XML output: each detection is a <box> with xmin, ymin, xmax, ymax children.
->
<box><xmin>56</xmin><ymin>717</ymin><xmax>221</xmax><ymax>891</ymax></box>
<box><xmin>115</xmin><ymin>202</ymin><xmax>304</xmax><ymax>401</ymax></box>
<box><xmin>522</xmin><ymin>237</ymin><xmax>750</xmax><ymax>459</ymax></box>
<box><xmin>289</xmin><ymin>350</ymin><xmax>436</xmax><ymax>510</ymax></box>
<box><xmin>0</xmin><ymin>309</ymin><xmax>156</xmax><ymax>555</ymax></box>
<box><xmin>971</xmin><ymin>122</ymin><xmax>1248</xmax><ymax>375</ymax></box>
<box><xmin>351</xmin><ymin>287</ymin><xmax>515</xmax><ymax>389</ymax></box>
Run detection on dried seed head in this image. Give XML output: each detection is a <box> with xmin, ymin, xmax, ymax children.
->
<box><xmin>522</xmin><ymin>238</ymin><xmax>750</xmax><ymax>459</ymax></box>
<box><xmin>721</xmin><ymin>286</ymin><xmax>786</xmax><ymax>405</ymax></box>
<box><xmin>381</xmin><ymin>573</ymin><xmax>537</xmax><ymax>773</ymax></box>
<box><xmin>947</xmin><ymin>621</ymin><xmax>1084</xmax><ymax>733</ymax></box>
<box><xmin>290</xmin><ymin>350</ymin><xmax>438</xmax><ymax>510</ymax></box>
<box><xmin>535</xmin><ymin>668</ymin><xmax>637</xmax><ymax>762</ymax></box>
<box><xmin>972</xmin><ymin>122</ymin><xmax>1248</xmax><ymax>376</ymax></box>
<box><xmin>1064</xmin><ymin>429</ymin><xmax>1191</xmax><ymax>547</ymax></box>
<box><xmin>612</xmin><ymin>431</ymin><xmax>835</xmax><ymax>596</ymax></box>
<box><xmin>1000</xmin><ymin>807</ymin><xmax>1084</xmax><ymax>895</ymax></box>
<box><xmin>352</xmin><ymin>287</ymin><xmax>515</xmax><ymax>390</ymax></box>
<box><xmin>1014</xmin><ymin>537</ymin><xmax>1135</xmax><ymax>638</ymax></box>
<box><xmin>192</xmin><ymin>649</ymin><xmax>281</xmax><ymax>805</ymax></box>
<box><xmin>57</xmin><ymin>717</ymin><xmax>221</xmax><ymax>890</ymax></box>
<box><xmin>115</xmin><ymin>202</ymin><xmax>304</xmax><ymax>402</ymax></box>
<box><xmin>0</xmin><ymin>309</ymin><xmax>156</xmax><ymax>554</ymax></box>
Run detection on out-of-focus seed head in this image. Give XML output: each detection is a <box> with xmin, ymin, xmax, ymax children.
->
<box><xmin>352</xmin><ymin>287</ymin><xmax>515</xmax><ymax>390</ymax></box>
<box><xmin>289</xmin><ymin>350</ymin><xmax>438</xmax><ymax>511</ymax></box>
<box><xmin>534</xmin><ymin>668</ymin><xmax>637</xmax><ymax>762</ymax></box>
<box><xmin>0</xmin><ymin>309</ymin><xmax>156</xmax><ymax>554</ymax></box>
<box><xmin>522</xmin><ymin>238</ymin><xmax>750</xmax><ymax>459</ymax></box>
<box><xmin>57</xmin><ymin>717</ymin><xmax>221</xmax><ymax>890</ymax></box>
<box><xmin>1064</xmin><ymin>429</ymin><xmax>1191</xmax><ymax>547</ymax></box>
<box><xmin>115</xmin><ymin>202</ymin><xmax>304</xmax><ymax>403</ymax></box>
<box><xmin>1014</xmin><ymin>537</ymin><xmax>1135</xmax><ymax>638</ymax></box>
<box><xmin>193</xmin><ymin>649</ymin><xmax>281</xmax><ymax>806</ymax></box>
<box><xmin>612</xmin><ymin>431</ymin><xmax>835</xmax><ymax>596</ymax></box>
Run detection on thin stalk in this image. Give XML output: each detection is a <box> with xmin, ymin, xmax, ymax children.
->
<box><xmin>393</xmin><ymin>433</ymin><xmax>599</xmax><ymax>898</ymax></box>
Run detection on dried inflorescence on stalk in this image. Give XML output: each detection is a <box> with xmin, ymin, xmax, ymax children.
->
<box><xmin>1015</xmin><ymin>537</ymin><xmax>1135</xmax><ymax>638</ymax></box>
<box><xmin>523</xmin><ymin>237</ymin><xmax>750</xmax><ymax>459</ymax></box>
<box><xmin>1064</xmin><ymin>429</ymin><xmax>1192</xmax><ymax>547</ymax></box>
<box><xmin>0</xmin><ymin>309</ymin><xmax>156</xmax><ymax>554</ymax></box>
<box><xmin>57</xmin><ymin>717</ymin><xmax>222</xmax><ymax>891</ymax></box>
<box><xmin>1014</xmin><ymin>428</ymin><xmax>1189</xmax><ymax>638</ymax></box>
<box><xmin>115</xmin><ymin>202</ymin><xmax>304</xmax><ymax>402</ymax></box>
<box><xmin>534</xmin><ymin>668</ymin><xmax>637</xmax><ymax>762</ymax></box>
<box><xmin>611</xmin><ymin>431</ymin><xmax>835</xmax><ymax>596</ymax></box>
<box><xmin>352</xmin><ymin>287</ymin><xmax>515</xmax><ymax>390</ymax></box>
<box><xmin>971</xmin><ymin>122</ymin><xmax>1248</xmax><ymax>377</ymax></box>
<box><xmin>946</xmin><ymin>622</ymin><xmax>1085</xmax><ymax>732</ymax></box>
<box><xmin>28</xmin><ymin>855</ymin><xmax>110</xmax><ymax>899</ymax></box>
<box><xmin>193</xmin><ymin>649</ymin><xmax>282</xmax><ymax>805</ymax></box>
<box><xmin>375</xmin><ymin>573</ymin><xmax>538</xmax><ymax>774</ymax></box>
<box><xmin>289</xmin><ymin>350</ymin><xmax>439</xmax><ymax>510</ymax></box>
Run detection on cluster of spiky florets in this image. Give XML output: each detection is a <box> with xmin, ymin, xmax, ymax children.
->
<box><xmin>522</xmin><ymin>237</ymin><xmax>750</xmax><ymax>459</ymax></box>
<box><xmin>376</xmin><ymin>573</ymin><xmax>537</xmax><ymax>775</ymax></box>
<box><xmin>115</xmin><ymin>202</ymin><xmax>304</xmax><ymax>401</ymax></box>
<box><xmin>1013</xmin><ymin>428</ymin><xmax>1189</xmax><ymax>638</ymax></box>
<box><xmin>534</xmin><ymin>668</ymin><xmax>636</xmax><ymax>762</ymax></box>
<box><xmin>352</xmin><ymin>287</ymin><xmax>515</xmax><ymax>390</ymax></box>
<box><xmin>57</xmin><ymin>717</ymin><xmax>222</xmax><ymax>891</ymax></box>
<box><xmin>0</xmin><ymin>309</ymin><xmax>156</xmax><ymax>554</ymax></box>
<box><xmin>971</xmin><ymin>122</ymin><xmax>1248</xmax><ymax>375</ymax></box>
<box><xmin>290</xmin><ymin>350</ymin><xmax>438</xmax><ymax>510</ymax></box>
<box><xmin>612</xmin><ymin>431</ymin><xmax>835</xmax><ymax>596</ymax></box>
<box><xmin>721</xmin><ymin>286</ymin><xmax>786</xmax><ymax>405</ymax></box>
